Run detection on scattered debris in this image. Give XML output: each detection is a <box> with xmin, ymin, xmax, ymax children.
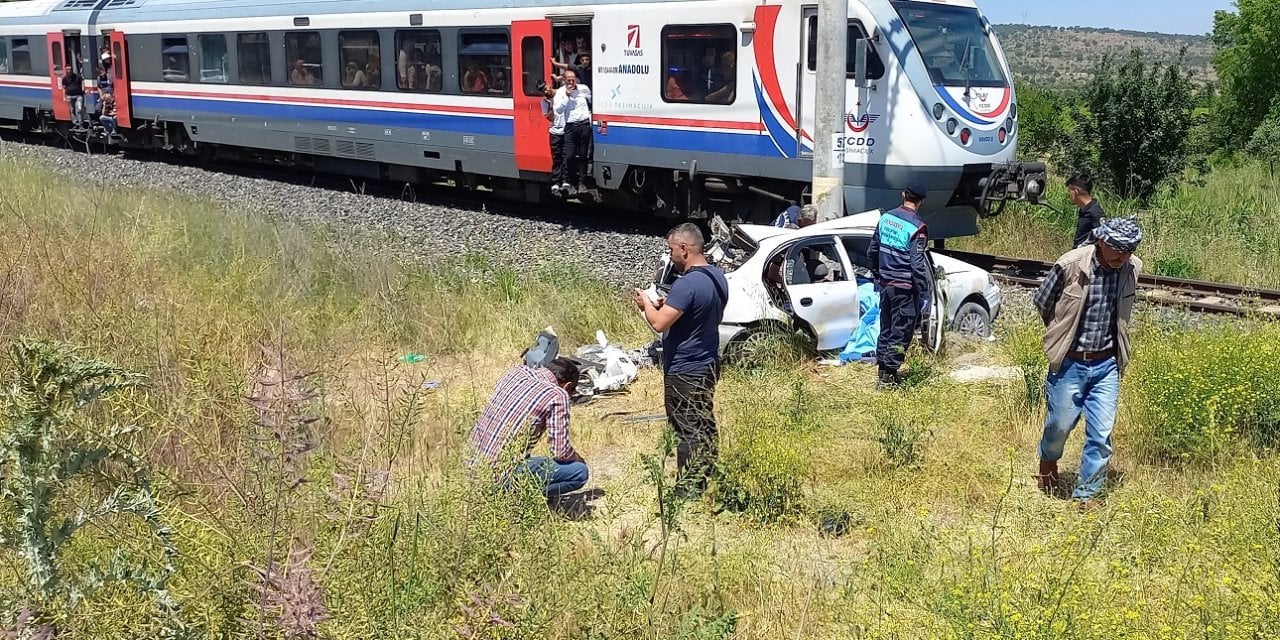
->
<box><xmin>573</xmin><ymin>330</ymin><xmax>640</xmax><ymax>396</ymax></box>
<box><xmin>948</xmin><ymin>365</ymin><xmax>1022</xmax><ymax>384</ymax></box>
<box><xmin>421</xmin><ymin>381</ymin><xmax>441</xmax><ymax>391</ymax></box>
<box><xmin>525</xmin><ymin>327</ymin><xmax>560</xmax><ymax>368</ymax></box>
<box><xmin>397</xmin><ymin>353</ymin><xmax>426</xmax><ymax>364</ymax></box>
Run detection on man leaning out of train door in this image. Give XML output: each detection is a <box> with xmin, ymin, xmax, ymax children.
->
<box><xmin>539</xmin><ymin>79</ymin><xmax>569</xmax><ymax>198</ymax></box>
<box><xmin>554</xmin><ymin>69</ymin><xmax>593</xmax><ymax>197</ymax></box>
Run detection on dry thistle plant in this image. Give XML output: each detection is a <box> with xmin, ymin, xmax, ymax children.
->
<box><xmin>0</xmin><ymin>338</ymin><xmax>179</xmax><ymax>633</ymax></box>
<box><xmin>242</xmin><ymin>338</ymin><xmax>327</xmax><ymax>639</ymax></box>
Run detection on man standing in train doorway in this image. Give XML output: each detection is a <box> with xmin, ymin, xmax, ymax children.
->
<box><xmin>555</xmin><ymin>69</ymin><xmax>592</xmax><ymax>197</ymax></box>
<box><xmin>538</xmin><ymin>79</ymin><xmax>568</xmax><ymax>197</ymax></box>
<box><xmin>868</xmin><ymin>178</ymin><xmax>934</xmax><ymax>389</ymax></box>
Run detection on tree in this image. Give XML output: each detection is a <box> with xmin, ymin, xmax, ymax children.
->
<box><xmin>1211</xmin><ymin>0</ymin><xmax>1280</xmax><ymax>148</ymax></box>
<box><xmin>1078</xmin><ymin>50</ymin><xmax>1192</xmax><ymax>201</ymax></box>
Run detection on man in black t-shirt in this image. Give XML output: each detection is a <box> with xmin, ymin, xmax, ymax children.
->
<box><xmin>62</xmin><ymin>66</ymin><xmax>86</xmax><ymax>129</ymax></box>
<box><xmin>1067</xmin><ymin>174</ymin><xmax>1104</xmax><ymax>249</ymax></box>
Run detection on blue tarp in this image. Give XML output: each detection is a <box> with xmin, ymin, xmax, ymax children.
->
<box><xmin>838</xmin><ymin>278</ymin><xmax>880</xmax><ymax>364</ymax></box>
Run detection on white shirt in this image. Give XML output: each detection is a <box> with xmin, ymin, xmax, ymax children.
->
<box><xmin>554</xmin><ymin>84</ymin><xmax>592</xmax><ymax>126</ymax></box>
<box><xmin>542</xmin><ymin>96</ymin><xmax>566</xmax><ymax>135</ymax></box>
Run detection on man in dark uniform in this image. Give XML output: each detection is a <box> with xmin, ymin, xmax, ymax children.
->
<box><xmin>1067</xmin><ymin>174</ymin><xmax>1104</xmax><ymax>249</ymax></box>
<box><xmin>868</xmin><ymin>178</ymin><xmax>934</xmax><ymax>389</ymax></box>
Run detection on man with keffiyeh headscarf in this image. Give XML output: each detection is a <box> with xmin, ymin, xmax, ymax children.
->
<box><xmin>1031</xmin><ymin>216</ymin><xmax>1144</xmax><ymax>511</ymax></box>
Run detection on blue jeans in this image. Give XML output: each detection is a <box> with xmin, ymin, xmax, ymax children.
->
<box><xmin>1039</xmin><ymin>357</ymin><xmax>1119</xmax><ymax>499</ymax></box>
<box><xmin>513</xmin><ymin>457</ymin><xmax>589</xmax><ymax>498</ymax></box>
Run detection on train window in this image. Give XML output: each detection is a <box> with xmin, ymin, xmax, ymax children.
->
<box><xmin>395</xmin><ymin>30</ymin><xmax>443</xmax><ymax>93</ymax></box>
<box><xmin>197</xmin><ymin>34</ymin><xmax>228</xmax><ymax>83</ymax></box>
<box><xmin>236</xmin><ymin>33</ymin><xmax>271</xmax><ymax>85</ymax></box>
<box><xmin>0</xmin><ymin>40</ymin><xmax>8</xmax><ymax>74</ymax></box>
<box><xmin>111</xmin><ymin>41</ymin><xmax>122</xmax><ymax>79</ymax></box>
<box><xmin>458</xmin><ymin>31</ymin><xmax>511</xmax><ymax>96</ymax></box>
<box><xmin>285</xmin><ymin>32</ymin><xmax>324</xmax><ymax>86</ymax></box>
<box><xmin>339</xmin><ymin>31</ymin><xmax>381</xmax><ymax>90</ymax></box>
<box><xmin>804</xmin><ymin>17</ymin><xmax>885</xmax><ymax>80</ymax></box>
<box><xmin>520</xmin><ymin>36</ymin><xmax>544</xmax><ymax>97</ymax></box>
<box><xmin>51</xmin><ymin>42</ymin><xmax>63</xmax><ymax>76</ymax></box>
<box><xmin>12</xmin><ymin>39</ymin><xmax>32</xmax><ymax>75</ymax></box>
<box><xmin>660</xmin><ymin>25</ymin><xmax>737</xmax><ymax>104</ymax></box>
<box><xmin>161</xmin><ymin>36</ymin><xmax>190</xmax><ymax>82</ymax></box>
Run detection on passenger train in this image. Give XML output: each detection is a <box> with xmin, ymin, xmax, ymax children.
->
<box><xmin>0</xmin><ymin>0</ymin><xmax>1039</xmax><ymax>238</ymax></box>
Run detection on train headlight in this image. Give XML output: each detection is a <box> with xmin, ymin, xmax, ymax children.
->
<box><xmin>1011</xmin><ymin>103</ymin><xmax>1018</xmax><ymax>119</ymax></box>
<box><xmin>946</xmin><ymin>118</ymin><xmax>958</xmax><ymax>135</ymax></box>
<box><xmin>998</xmin><ymin>128</ymin><xmax>1007</xmax><ymax>144</ymax></box>
<box><xmin>933</xmin><ymin>103</ymin><xmax>945</xmax><ymax>120</ymax></box>
<box><xmin>959</xmin><ymin>128</ymin><xmax>971</xmax><ymax>145</ymax></box>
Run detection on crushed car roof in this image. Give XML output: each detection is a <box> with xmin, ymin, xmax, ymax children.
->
<box><xmin>734</xmin><ymin>209</ymin><xmax>884</xmax><ymax>243</ymax></box>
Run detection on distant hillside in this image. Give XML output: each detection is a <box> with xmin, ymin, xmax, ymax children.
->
<box><xmin>993</xmin><ymin>24</ymin><xmax>1216</xmax><ymax>87</ymax></box>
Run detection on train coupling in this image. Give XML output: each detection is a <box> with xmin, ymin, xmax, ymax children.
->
<box><xmin>976</xmin><ymin>161</ymin><xmax>1048</xmax><ymax>217</ymax></box>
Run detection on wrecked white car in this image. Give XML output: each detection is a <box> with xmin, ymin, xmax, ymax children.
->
<box><xmin>649</xmin><ymin>211</ymin><xmax>1003</xmax><ymax>359</ymax></box>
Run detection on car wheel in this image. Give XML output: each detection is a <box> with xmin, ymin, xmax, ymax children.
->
<box><xmin>953</xmin><ymin>301</ymin><xmax>992</xmax><ymax>338</ymax></box>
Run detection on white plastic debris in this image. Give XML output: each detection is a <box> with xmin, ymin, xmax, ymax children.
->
<box><xmin>575</xmin><ymin>330</ymin><xmax>640</xmax><ymax>394</ymax></box>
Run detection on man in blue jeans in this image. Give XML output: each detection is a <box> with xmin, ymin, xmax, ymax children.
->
<box><xmin>468</xmin><ymin>357</ymin><xmax>589</xmax><ymax>499</ymax></box>
<box><xmin>1032</xmin><ymin>217</ymin><xmax>1143</xmax><ymax>510</ymax></box>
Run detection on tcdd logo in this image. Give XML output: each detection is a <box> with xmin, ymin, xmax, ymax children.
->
<box><xmin>627</xmin><ymin>25</ymin><xmax>640</xmax><ymax>49</ymax></box>
<box><xmin>845</xmin><ymin>101</ymin><xmax>882</xmax><ymax>133</ymax></box>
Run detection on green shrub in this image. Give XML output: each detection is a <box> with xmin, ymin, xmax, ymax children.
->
<box><xmin>716</xmin><ymin>427</ymin><xmax>806</xmax><ymax>524</ymax></box>
<box><xmin>1003</xmin><ymin>319</ymin><xmax>1049</xmax><ymax>411</ymax></box>
<box><xmin>1128</xmin><ymin>324</ymin><xmax>1280</xmax><ymax>461</ymax></box>
<box><xmin>874</xmin><ymin>409</ymin><xmax>933</xmax><ymax>471</ymax></box>
<box><xmin>1153</xmin><ymin>254</ymin><xmax>1200</xmax><ymax>279</ymax></box>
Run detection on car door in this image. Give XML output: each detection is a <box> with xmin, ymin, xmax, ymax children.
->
<box><xmin>840</xmin><ymin>231</ymin><xmax>945</xmax><ymax>354</ymax></box>
<box><xmin>919</xmin><ymin>251</ymin><xmax>947</xmax><ymax>354</ymax></box>
<box><xmin>780</xmin><ymin>236</ymin><xmax>859</xmax><ymax>351</ymax></box>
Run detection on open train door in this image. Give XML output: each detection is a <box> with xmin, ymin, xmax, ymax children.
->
<box><xmin>46</xmin><ymin>32</ymin><xmax>70</xmax><ymax>121</ymax></box>
<box><xmin>106</xmin><ymin>30</ymin><xmax>132</xmax><ymax>128</ymax></box>
<box><xmin>511</xmin><ymin>19</ymin><xmax>553</xmax><ymax>173</ymax></box>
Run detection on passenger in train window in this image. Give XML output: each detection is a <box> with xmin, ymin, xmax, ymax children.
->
<box><xmin>344</xmin><ymin>61</ymin><xmax>367</xmax><ymax>87</ymax></box>
<box><xmin>575</xmin><ymin>34</ymin><xmax>590</xmax><ymax>57</ymax></box>
<box><xmin>397</xmin><ymin>42</ymin><xmax>412</xmax><ymax>87</ymax></box>
<box><xmin>291</xmin><ymin>59</ymin><xmax>315</xmax><ymax>85</ymax></box>
<box><xmin>463</xmin><ymin>61</ymin><xmax>490</xmax><ymax>93</ymax></box>
<box><xmin>490</xmin><ymin>67</ymin><xmax>510</xmax><ymax>94</ymax></box>
<box><xmin>99</xmin><ymin>47</ymin><xmax>111</xmax><ymax>71</ymax></box>
<box><xmin>665</xmin><ymin>69</ymin><xmax>691</xmax><ymax>101</ymax></box>
<box><xmin>704</xmin><ymin>52</ymin><xmax>736</xmax><ymax>103</ymax></box>
<box><xmin>555</xmin><ymin>69</ymin><xmax>592</xmax><ymax>195</ymax></box>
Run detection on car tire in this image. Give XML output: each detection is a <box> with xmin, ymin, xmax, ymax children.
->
<box><xmin>953</xmin><ymin>301</ymin><xmax>992</xmax><ymax>338</ymax></box>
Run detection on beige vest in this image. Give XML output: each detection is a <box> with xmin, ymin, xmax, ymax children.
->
<box><xmin>1043</xmin><ymin>245</ymin><xmax>1142</xmax><ymax>374</ymax></box>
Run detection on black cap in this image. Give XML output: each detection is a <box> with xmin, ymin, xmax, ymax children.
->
<box><xmin>904</xmin><ymin>178</ymin><xmax>927</xmax><ymax>201</ymax></box>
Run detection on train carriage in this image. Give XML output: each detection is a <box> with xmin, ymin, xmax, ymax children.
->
<box><xmin>0</xmin><ymin>0</ymin><xmax>1032</xmax><ymax>238</ymax></box>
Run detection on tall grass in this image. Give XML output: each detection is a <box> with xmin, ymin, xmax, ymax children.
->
<box><xmin>2</xmin><ymin>151</ymin><xmax>1280</xmax><ymax>638</ymax></box>
<box><xmin>956</xmin><ymin>162</ymin><xmax>1280</xmax><ymax>287</ymax></box>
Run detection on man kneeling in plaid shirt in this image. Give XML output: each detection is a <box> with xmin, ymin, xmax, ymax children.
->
<box><xmin>468</xmin><ymin>357</ymin><xmax>589</xmax><ymax>498</ymax></box>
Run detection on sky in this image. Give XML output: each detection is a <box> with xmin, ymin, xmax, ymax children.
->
<box><xmin>979</xmin><ymin>0</ymin><xmax>1236</xmax><ymax>36</ymax></box>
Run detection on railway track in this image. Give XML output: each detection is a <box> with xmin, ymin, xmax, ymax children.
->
<box><xmin>937</xmin><ymin>248</ymin><xmax>1280</xmax><ymax>319</ymax></box>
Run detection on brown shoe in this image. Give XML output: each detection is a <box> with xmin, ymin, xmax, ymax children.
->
<box><xmin>1036</xmin><ymin>461</ymin><xmax>1059</xmax><ymax>493</ymax></box>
